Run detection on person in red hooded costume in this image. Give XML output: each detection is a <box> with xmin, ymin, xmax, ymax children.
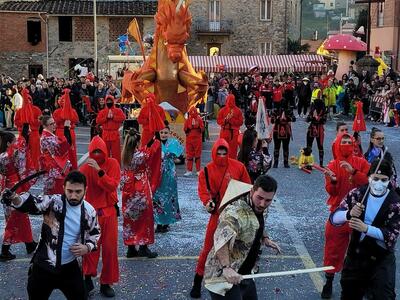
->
<box><xmin>14</xmin><ymin>88</ymin><xmax>42</xmax><ymax>170</ymax></box>
<box><xmin>53</xmin><ymin>89</ymin><xmax>79</xmax><ymax>170</ymax></box>
<box><xmin>217</xmin><ymin>94</ymin><xmax>243</xmax><ymax>159</ymax></box>
<box><xmin>121</xmin><ymin>129</ymin><xmax>162</xmax><ymax>259</ymax></box>
<box><xmin>39</xmin><ymin>115</ymin><xmax>71</xmax><ymax>195</ymax></box>
<box><xmin>0</xmin><ymin>131</ymin><xmax>37</xmax><ymax>261</ymax></box>
<box><xmin>320</xmin><ymin>133</ymin><xmax>370</xmax><ymax>299</ymax></box>
<box><xmin>190</xmin><ymin>138</ymin><xmax>251</xmax><ymax>298</ymax></box>
<box><xmin>137</xmin><ymin>93</ymin><xmax>166</xmax><ymax>147</ymax></box>
<box><xmin>96</xmin><ymin>95</ymin><xmax>126</xmax><ymax>165</ymax></box>
<box><xmin>184</xmin><ymin>107</ymin><xmax>204</xmax><ymax>176</ymax></box>
<box><xmin>80</xmin><ymin>136</ymin><xmax>119</xmax><ymax>298</ymax></box>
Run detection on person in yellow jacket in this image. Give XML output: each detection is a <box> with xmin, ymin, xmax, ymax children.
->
<box><xmin>311</xmin><ymin>82</ymin><xmax>322</xmax><ymax>103</ymax></box>
<box><xmin>323</xmin><ymin>79</ymin><xmax>337</xmax><ymax>119</ymax></box>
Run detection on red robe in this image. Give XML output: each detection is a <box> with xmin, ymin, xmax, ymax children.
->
<box><xmin>184</xmin><ymin>107</ymin><xmax>204</xmax><ymax>171</ymax></box>
<box><xmin>121</xmin><ymin>140</ymin><xmax>161</xmax><ymax>246</ymax></box>
<box><xmin>217</xmin><ymin>94</ymin><xmax>243</xmax><ymax>159</ymax></box>
<box><xmin>81</xmin><ymin>136</ymin><xmax>120</xmax><ymax>285</ymax></box>
<box><xmin>324</xmin><ymin>133</ymin><xmax>370</xmax><ymax>274</ymax></box>
<box><xmin>14</xmin><ymin>88</ymin><xmax>42</xmax><ymax>170</ymax></box>
<box><xmin>39</xmin><ymin>129</ymin><xmax>71</xmax><ymax>195</ymax></box>
<box><xmin>195</xmin><ymin>138</ymin><xmax>251</xmax><ymax>275</ymax></box>
<box><xmin>96</xmin><ymin>96</ymin><xmax>126</xmax><ymax>165</ymax></box>
<box><xmin>137</xmin><ymin>101</ymin><xmax>165</xmax><ymax>147</ymax></box>
<box><xmin>0</xmin><ymin>137</ymin><xmax>34</xmax><ymax>245</ymax></box>
<box><xmin>53</xmin><ymin>105</ymin><xmax>79</xmax><ymax>170</ymax></box>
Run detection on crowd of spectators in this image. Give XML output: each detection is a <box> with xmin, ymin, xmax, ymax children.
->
<box><xmin>1</xmin><ymin>65</ymin><xmax>400</xmax><ymax>131</ymax></box>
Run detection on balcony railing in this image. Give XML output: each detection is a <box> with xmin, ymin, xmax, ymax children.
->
<box><xmin>195</xmin><ymin>20</ymin><xmax>233</xmax><ymax>35</ymax></box>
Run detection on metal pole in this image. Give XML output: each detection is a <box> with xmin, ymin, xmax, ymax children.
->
<box><xmin>367</xmin><ymin>0</ymin><xmax>371</xmax><ymax>56</ymax></box>
<box><xmin>46</xmin><ymin>16</ymin><xmax>49</xmax><ymax>78</ymax></box>
<box><xmin>93</xmin><ymin>0</ymin><xmax>98</xmax><ymax>77</ymax></box>
<box><xmin>299</xmin><ymin>0</ymin><xmax>303</xmax><ymax>43</ymax></box>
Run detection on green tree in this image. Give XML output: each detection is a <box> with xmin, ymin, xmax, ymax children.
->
<box><xmin>287</xmin><ymin>39</ymin><xmax>311</xmax><ymax>54</ymax></box>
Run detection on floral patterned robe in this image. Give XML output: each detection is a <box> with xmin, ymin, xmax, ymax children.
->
<box><xmin>0</xmin><ymin>137</ymin><xmax>34</xmax><ymax>244</ymax></box>
<box><xmin>39</xmin><ymin>129</ymin><xmax>71</xmax><ymax>195</ymax></box>
<box><xmin>153</xmin><ymin>138</ymin><xmax>184</xmax><ymax>225</ymax></box>
<box><xmin>121</xmin><ymin>140</ymin><xmax>161</xmax><ymax>245</ymax></box>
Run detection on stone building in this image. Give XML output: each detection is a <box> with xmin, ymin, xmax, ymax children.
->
<box><xmin>187</xmin><ymin>0</ymin><xmax>301</xmax><ymax>56</ymax></box>
<box><xmin>0</xmin><ymin>0</ymin><xmax>301</xmax><ymax>79</ymax></box>
<box><xmin>0</xmin><ymin>0</ymin><xmax>157</xmax><ymax>78</ymax></box>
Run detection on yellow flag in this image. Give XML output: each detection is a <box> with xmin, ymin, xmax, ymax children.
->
<box><xmin>128</xmin><ymin>18</ymin><xmax>145</xmax><ymax>61</ymax></box>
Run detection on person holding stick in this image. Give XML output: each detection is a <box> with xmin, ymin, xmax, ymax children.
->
<box><xmin>204</xmin><ymin>175</ymin><xmax>281</xmax><ymax>299</ymax></box>
<box><xmin>321</xmin><ymin>133</ymin><xmax>370</xmax><ymax>299</ymax></box>
<box><xmin>331</xmin><ymin>158</ymin><xmax>400</xmax><ymax>299</ymax></box>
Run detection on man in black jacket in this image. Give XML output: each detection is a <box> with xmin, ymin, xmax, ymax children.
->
<box><xmin>2</xmin><ymin>171</ymin><xmax>100</xmax><ymax>300</ymax></box>
<box><xmin>330</xmin><ymin>159</ymin><xmax>400</xmax><ymax>300</ymax></box>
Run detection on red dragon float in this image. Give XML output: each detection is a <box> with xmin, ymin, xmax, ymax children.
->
<box><xmin>122</xmin><ymin>0</ymin><xmax>208</xmax><ymax>113</ymax></box>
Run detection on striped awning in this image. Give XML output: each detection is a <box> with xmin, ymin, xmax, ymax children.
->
<box><xmin>188</xmin><ymin>55</ymin><xmax>327</xmax><ymax>73</ymax></box>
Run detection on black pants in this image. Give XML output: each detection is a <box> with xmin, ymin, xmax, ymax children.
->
<box><xmin>273</xmin><ymin>135</ymin><xmax>290</xmax><ymax>164</ymax></box>
<box><xmin>297</xmin><ymin>97</ymin><xmax>309</xmax><ymax>115</ymax></box>
<box><xmin>27</xmin><ymin>260</ymin><xmax>86</xmax><ymax>300</ymax></box>
<box><xmin>306</xmin><ymin>133</ymin><xmax>324</xmax><ymax>165</ymax></box>
<box><xmin>209</xmin><ymin>279</ymin><xmax>258</xmax><ymax>300</ymax></box>
<box><xmin>340</xmin><ymin>253</ymin><xmax>396</xmax><ymax>300</ymax></box>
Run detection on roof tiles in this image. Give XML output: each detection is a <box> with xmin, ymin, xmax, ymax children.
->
<box><xmin>0</xmin><ymin>0</ymin><xmax>158</xmax><ymax>15</ymax></box>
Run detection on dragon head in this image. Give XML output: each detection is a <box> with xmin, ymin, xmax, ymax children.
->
<box><xmin>155</xmin><ymin>0</ymin><xmax>192</xmax><ymax>63</ymax></box>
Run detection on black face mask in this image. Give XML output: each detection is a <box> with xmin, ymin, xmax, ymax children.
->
<box><xmin>106</xmin><ymin>102</ymin><xmax>113</xmax><ymax>108</ymax></box>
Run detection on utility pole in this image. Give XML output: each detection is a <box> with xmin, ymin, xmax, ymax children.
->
<box><xmin>367</xmin><ymin>0</ymin><xmax>371</xmax><ymax>56</ymax></box>
<box><xmin>93</xmin><ymin>0</ymin><xmax>98</xmax><ymax>76</ymax></box>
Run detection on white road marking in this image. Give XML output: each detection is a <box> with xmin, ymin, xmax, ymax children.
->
<box><xmin>274</xmin><ymin>196</ymin><xmax>325</xmax><ymax>293</ymax></box>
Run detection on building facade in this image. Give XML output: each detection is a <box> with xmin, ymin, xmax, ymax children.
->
<box><xmin>0</xmin><ymin>0</ymin><xmax>301</xmax><ymax>79</ymax></box>
<box><xmin>187</xmin><ymin>0</ymin><xmax>301</xmax><ymax>56</ymax></box>
<box><xmin>369</xmin><ymin>0</ymin><xmax>400</xmax><ymax>71</ymax></box>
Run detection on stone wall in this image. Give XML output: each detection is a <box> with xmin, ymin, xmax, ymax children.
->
<box><xmin>74</xmin><ymin>17</ymin><xmax>94</xmax><ymax>42</ymax></box>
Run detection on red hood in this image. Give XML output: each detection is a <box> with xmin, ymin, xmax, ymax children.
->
<box><xmin>212</xmin><ymin>138</ymin><xmax>230</xmax><ymax>162</ymax></box>
<box><xmin>20</xmin><ymin>88</ymin><xmax>35</xmax><ymax>124</ymax></box>
<box><xmin>334</xmin><ymin>133</ymin><xmax>354</xmax><ymax>160</ymax></box>
<box><xmin>105</xmin><ymin>95</ymin><xmax>115</xmax><ymax>108</ymax></box>
<box><xmin>88</xmin><ymin>135</ymin><xmax>108</xmax><ymax>156</ymax></box>
<box><xmin>226</xmin><ymin>94</ymin><xmax>236</xmax><ymax>109</ymax></box>
<box><xmin>188</xmin><ymin>106</ymin><xmax>199</xmax><ymax>118</ymax></box>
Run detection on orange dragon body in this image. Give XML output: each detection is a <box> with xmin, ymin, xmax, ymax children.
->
<box><xmin>122</xmin><ymin>0</ymin><xmax>208</xmax><ymax>113</ymax></box>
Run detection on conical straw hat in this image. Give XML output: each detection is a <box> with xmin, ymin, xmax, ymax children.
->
<box><xmin>219</xmin><ymin>179</ymin><xmax>253</xmax><ymax>213</ymax></box>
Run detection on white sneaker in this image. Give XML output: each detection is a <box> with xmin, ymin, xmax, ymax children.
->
<box><xmin>184</xmin><ymin>171</ymin><xmax>193</xmax><ymax>177</ymax></box>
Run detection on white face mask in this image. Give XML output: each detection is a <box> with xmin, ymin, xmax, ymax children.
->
<box><xmin>368</xmin><ymin>177</ymin><xmax>390</xmax><ymax>196</ymax></box>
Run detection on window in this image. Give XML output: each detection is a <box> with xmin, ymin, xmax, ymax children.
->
<box><xmin>27</xmin><ymin>19</ymin><xmax>41</xmax><ymax>45</ymax></box>
<box><xmin>59</xmin><ymin>16</ymin><xmax>72</xmax><ymax>42</ymax></box>
<box><xmin>260</xmin><ymin>42</ymin><xmax>272</xmax><ymax>55</ymax></box>
<box><xmin>260</xmin><ymin>0</ymin><xmax>272</xmax><ymax>21</ymax></box>
<box><xmin>28</xmin><ymin>65</ymin><xmax>43</xmax><ymax>79</ymax></box>
<box><xmin>209</xmin><ymin>0</ymin><xmax>220</xmax><ymax>31</ymax></box>
<box><xmin>377</xmin><ymin>2</ymin><xmax>384</xmax><ymax>27</ymax></box>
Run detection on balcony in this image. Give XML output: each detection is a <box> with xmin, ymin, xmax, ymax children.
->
<box><xmin>195</xmin><ymin>20</ymin><xmax>233</xmax><ymax>36</ymax></box>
